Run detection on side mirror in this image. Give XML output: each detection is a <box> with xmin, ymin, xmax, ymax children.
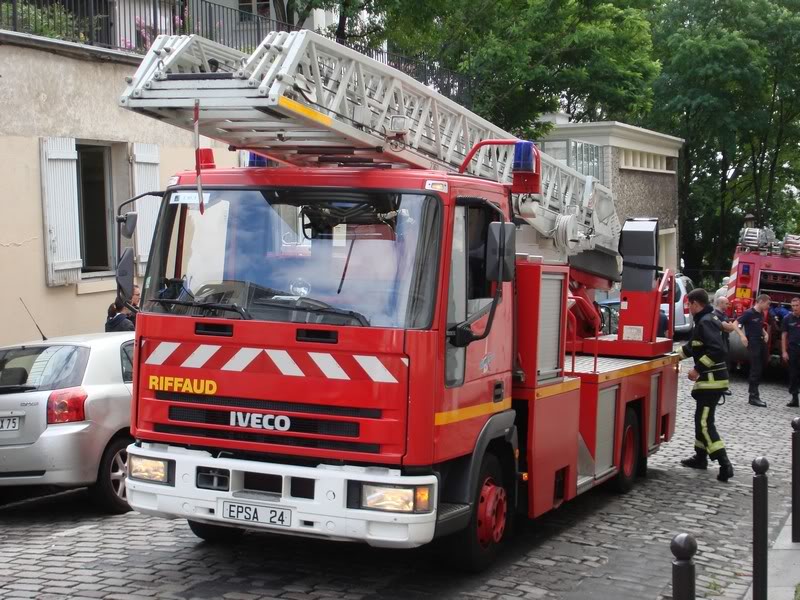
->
<box><xmin>117</xmin><ymin>211</ymin><xmax>138</xmax><ymax>239</ymax></box>
<box><xmin>486</xmin><ymin>221</ymin><xmax>516</xmax><ymax>282</ymax></box>
<box><xmin>116</xmin><ymin>247</ymin><xmax>135</xmax><ymax>301</ymax></box>
<box><xmin>450</xmin><ymin>322</ymin><xmax>477</xmax><ymax>348</ymax></box>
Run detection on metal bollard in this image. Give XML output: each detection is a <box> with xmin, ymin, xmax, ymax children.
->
<box><xmin>793</xmin><ymin>418</ymin><xmax>800</xmax><ymax>544</ymax></box>
<box><xmin>671</xmin><ymin>533</ymin><xmax>697</xmax><ymax>600</ymax></box>
<box><xmin>752</xmin><ymin>457</ymin><xmax>769</xmax><ymax>600</ymax></box>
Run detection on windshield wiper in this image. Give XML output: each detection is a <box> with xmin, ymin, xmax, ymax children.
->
<box><xmin>252</xmin><ymin>297</ymin><xmax>370</xmax><ymax>326</ymax></box>
<box><xmin>149</xmin><ymin>298</ymin><xmax>253</xmax><ymax>320</ymax></box>
<box><xmin>0</xmin><ymin>385</ymin><xmax>36</xmax><ymax>394</ymax></box>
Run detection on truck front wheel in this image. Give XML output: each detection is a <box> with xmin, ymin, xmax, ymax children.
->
<box><xmin>447</xmin><ymin>453</ymin><xmax>509</xmax><ymax>572</ymax></box>
<box><xmin>187</xmin><ymin>520</ymin><xmax>245</xmax><ymax>543</ymax></box>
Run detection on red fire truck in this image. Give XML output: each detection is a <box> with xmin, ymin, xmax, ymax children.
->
<box><xmin>724</xmin><ymin>226</ymin><xmax>800</xmax><ymax>366</ymax></box>
<box><xmin>115</xmin><ymin>30</ymin><xmax>679</xmax><ymax>570</ymax></box>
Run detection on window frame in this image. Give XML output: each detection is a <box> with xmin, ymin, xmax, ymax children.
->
<box><xmin>75</xmin><ymin>141</ymin><xmax>115</xmax><ymax>279</ymax></box>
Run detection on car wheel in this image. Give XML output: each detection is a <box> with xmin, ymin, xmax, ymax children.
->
<box><xmin>90</xmin><ymin>436</ymin><xmax>132</xmax><ymax>514</ymax></box>
<box><xmin>188</xmin><ymin>520</ymin><xmax>245</xmax><ymax>543</ymax></box>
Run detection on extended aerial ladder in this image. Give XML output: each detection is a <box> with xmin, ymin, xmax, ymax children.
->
<box><xmin>121</xmin><ymin>29</ymin><xmax>621</xmax><ymax>272</ymax></box>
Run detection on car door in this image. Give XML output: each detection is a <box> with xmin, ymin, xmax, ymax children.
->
<box><xmin>120</xmin><ymin>341</ymin><xmax>134</xmax><ymax>395</ymax></box>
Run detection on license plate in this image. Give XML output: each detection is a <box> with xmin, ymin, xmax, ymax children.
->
<box><xmin>220</xmin><ymin>501</ymin><xmax>291</xmax><ymax>527</ymax></box>
<box><xmin>0</xmin><ymin>417</ymin><xmax>19</xmax><ymax>431</ymax></box>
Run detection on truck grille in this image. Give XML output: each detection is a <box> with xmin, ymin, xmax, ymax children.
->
<box><xmin>153</xmin><ymin>423</ymin><xmax>379</xmax><ymax>453</ymax></box>
<box><xmin>156</xmin><ymin>391</ymin><xmax>381</xmax><ymax>418</ymax></box>
<box><xmin>168</xmin><ymin>406</ymin><xmax>359</xmax><ymax>437</ymax></box>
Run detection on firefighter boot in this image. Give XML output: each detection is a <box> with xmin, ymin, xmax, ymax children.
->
<box><xmin>681</xmin><ymin>450</ymin><xmax>708</xmax><ymax>470</ymax></box>
<box><xmin>787</xmin><ymin>394</ymin><xmax>799</xmax><ymax>408</ymax></box>
<box><xmin>716</xmin><ymin>451</ymin><xmax>734</xmax><ymax>482</ymax></box>
<box><xmin>749</xmin><ymin>394</ymin><xmax>767</xmax><ymax>408</ymax></box>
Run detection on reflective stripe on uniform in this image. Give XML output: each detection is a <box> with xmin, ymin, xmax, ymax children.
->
<box><xmin>699</xmin><ymin>354</ymin><xmax>715</xmax><ymax>367</ymax></box>
<box><xmin>692</xmin><ymin>340</ymin><xmax>704</xmax><ymax>347</ymax></box>
<box><xmin>679</xmin><ymin>346</ymin><xmax>690</xmax><ymax>359</ymax></box>
<box><xmin>694</xmin><ymin>379</ymin><xmax>729</xmax><ymax>390</ymax></box>
<box><xmin>700</xmin><ymin>406</ymin><xmax>726</xmax><ymax>454</ymax></box>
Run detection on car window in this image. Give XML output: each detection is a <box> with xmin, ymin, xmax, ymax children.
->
<box><xmin>121</xmin><ymin>341</ymin><xmax>134</xmax><ymax>383</ymax></box>
<box><xmin>0</xmin><ymin>345</ymin><xmax>89</xmax><ymax>392</ymax></box>
<box><xmin>682</xmin><ymin>278</ymin><xmax>694</xmax><ymax>293</ymax></box>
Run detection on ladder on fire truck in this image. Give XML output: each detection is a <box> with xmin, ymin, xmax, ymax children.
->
<box><xmin>120</xmin><ymin>29</ymin><xmax>621</xmax><ymax>257</ymax></box>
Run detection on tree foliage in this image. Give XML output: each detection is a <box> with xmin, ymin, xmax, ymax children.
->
<box><xmin>643</xmin><ymin>0</ymin><xmax>800</xmax><ymax>285</ymax></box>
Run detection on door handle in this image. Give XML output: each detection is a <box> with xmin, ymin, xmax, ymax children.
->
<box><xmin>493</xmin><ymin>381</ymin><xmax>504</xmax><ymax>402</ymax></box>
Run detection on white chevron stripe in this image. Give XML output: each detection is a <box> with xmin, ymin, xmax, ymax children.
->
<box><xmin>309</xmin><ymin>352</ymin><xmax>349</xmax><ymax>380</ymax></box>
<box><xmin>401</xmin><ymin>357</ymin><xmax>409</xmax><ymax>366</ymax></box>
<box><xmin>726</xmin><ymin>287</ymin><xmax>736</xmax><ymax>297</ymax></box>
<box><xmin>221</xmin><ymin>348</ymin><xmax>262</xmax><ymax>372</ymax></box>
<box><xmin>354</xmin><ymin>355</ymin><xmax>398</xmax><ymax>383</ymax></box>
<box><xmin>182</xmin><ymin>345</ymin><xmax>221</xmax><ymax>368</ymax></box>
<box><xmin>145</xmin><ymin>342</ymin><xmax>180</xmax><ymax>365</ymax></box>
<box><xmin>265</xmin><ymin>349</ymin><xmax>304</xmax><ymax>377</ymax></box>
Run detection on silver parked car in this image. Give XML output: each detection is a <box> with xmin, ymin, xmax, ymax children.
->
<box><xmin>669</xmin><ymin>274</ymin><xmax>695</xmax><ymax>337</ymax></box>
<box><xmin>0</xmin><ymin>332</ymin><xmax>135</xmax><ymax>513</ymax></box>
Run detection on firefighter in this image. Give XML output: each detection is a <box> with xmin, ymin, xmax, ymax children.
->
<box><xmin>735</xmin><ymin>294</ymin><xmax>771</xmax><ymax>407</ymax></box>
<box><xmin>679</xmin><ymin>288</ymin><xmax>734</xmax><ymax>482</ymax></box>
<box><xmin>712</xmin><ymin>296</ymin><xmax>737</xmax><ymax>352</ymax></box>
<box><xmin>781</xmin><ymin>297</ymin><xmax>800</xmax><ymax>408</ymax></box>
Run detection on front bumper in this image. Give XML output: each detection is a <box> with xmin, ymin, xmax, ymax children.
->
<box><xmin>0</xmin><ymin>422</ymin><xmax>100</xmax><ymax>487</ymax></box>
<box><xmin>126</xmin><ymin>443</ymin><xmax>439</xmax><ymax>549</ymax></box>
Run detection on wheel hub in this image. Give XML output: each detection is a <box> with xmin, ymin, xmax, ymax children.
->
<box><xmin>476</xmin><ymin>477</ymin><xmax>507</xmax><ymax>548</ymax></box>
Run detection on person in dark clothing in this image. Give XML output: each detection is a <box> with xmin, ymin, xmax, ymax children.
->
<box><xmin>124</xmin><ymin>284</ymin><xmax>140</xmax><ymax>327</ymax></box>
<box><xmin>713</xmin><ymin>296</ymin><xmax>737</xmax><ymax>352</ymax></box>
<box><xmin>105</xmin><ymin>298</ymin><xmax>135</xmax><ymax>332</ymax></box>
<box><xmin>781</xmin><ymin>297</ymin><xmax>800</xmax><ymax>408</ymax></box>
<box><xmin>678</xmin><ymin>288</ymin><xmax>734</xmax><ymax>482</ymax></box>
<box><xmin>735</xmin><ymin>294</ymin><xmax>771</xmax><ymax>407</ymax></box>
<box><xmin>657</xmin><ymin>309</ymin><xmax>669</xmax><ymax>338</ymax></box>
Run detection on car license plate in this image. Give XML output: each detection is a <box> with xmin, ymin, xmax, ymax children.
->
<box><xmin>220</xmin><ymin>501</ymin><xmax>291</xmax><ymax>527</ymax></box>
<box><xmin>0</xmin><ymin>417</ymin><xmax>20</xmax><ymax>431</ymax></box>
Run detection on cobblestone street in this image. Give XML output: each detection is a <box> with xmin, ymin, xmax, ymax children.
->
<box><xmin>1</xmin><ymin>373</ymin><xmax>798</xmax><ymax>600</ymax></box>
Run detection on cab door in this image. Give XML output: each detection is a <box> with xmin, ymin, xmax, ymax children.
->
<box><xmin>436</xmin><ymin>198</ymin><xmax>514</xmax><ymax>462</ymax></box>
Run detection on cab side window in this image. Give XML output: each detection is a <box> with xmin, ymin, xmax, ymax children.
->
<box><xmin>466</xmin><ymin>205</ymin><xmax>493</xmax><ymax>316</ymax></box>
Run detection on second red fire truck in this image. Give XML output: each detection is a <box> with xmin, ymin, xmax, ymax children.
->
<box><xmin>115</xmin><ymin>29</ymin><xmax>680</xmax><ymax>569</ymax></box>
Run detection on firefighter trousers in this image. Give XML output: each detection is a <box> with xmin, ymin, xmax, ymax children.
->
<box><xmin>748</xmin><ymin>341</ymin><xmax>765</xmax><ymax>397</ymax></box>
<box><xmin>692</xmin><ymin>391</ymin><xmax>726</xmax><ymax>460</ymax></box>
<box><xmin>789</xmin><ymin>347</ymin><xmax>800</xmax><ymax>397</ymax></box>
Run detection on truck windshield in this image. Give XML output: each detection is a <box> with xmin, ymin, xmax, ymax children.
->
<box><xmin>143</xmin><ymin>188</ymin><xmax>441</xmax><ymax>329</ymax></box>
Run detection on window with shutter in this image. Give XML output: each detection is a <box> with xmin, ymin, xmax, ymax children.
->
<box><xmin>131</xmin><ymin>143</ymin><xmax>161</xmax><ymax>277</ymax></box>
<box><xmin>40</xmin><ymin>137</ymin><xmax>82</xmax><ymax>287</ymax></box>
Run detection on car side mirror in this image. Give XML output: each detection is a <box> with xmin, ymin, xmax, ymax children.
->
<box><xmin>486</xmin><ymin>221</ymin><xmax>516</xmax><ymax>282</ymax></box>
<box><xmin>116</xmin><ymin>247</ymin><xmax>135</xmax><ymax>301</ymax></box>
<box><xmin>117</xmin><ymin>211</ymin><xmax>138</xmax><ymax>239</ymax></box>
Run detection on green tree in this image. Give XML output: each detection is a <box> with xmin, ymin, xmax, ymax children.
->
<box><xmin>645</xmin><ymin>0</ymin><xmax>800</xmax><ymax>284</ymax></box>
<box><xmin>380</xmin><ymin>0</ymin><xmax>659</xmax><ymax>135</ymax></box>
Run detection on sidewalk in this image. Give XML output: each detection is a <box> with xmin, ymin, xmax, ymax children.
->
<box><xmin>744</xmin><ymin>515</ymin><xmax>800</xmax><ymax>600</ymax></box>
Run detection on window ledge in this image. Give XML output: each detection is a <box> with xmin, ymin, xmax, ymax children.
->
<box><xmin>620</xmin><ymin>165</ymin><xmax>676</xmax><ymax>175</ymax></box>
<box><xmin>77</xmin><ymin>277</ymin><xmax>117</xmax><ymax>295</ymax></box>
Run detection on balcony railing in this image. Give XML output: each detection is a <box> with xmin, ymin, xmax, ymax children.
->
<box><xmin>0</xmin><ymin>0</ymin><xmax>472</xmax><ymax>107</ymax></box>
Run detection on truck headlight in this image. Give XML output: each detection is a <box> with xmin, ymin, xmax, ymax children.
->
<box><xmin>359</xmin><ymin>484</ymin><xmax>433</xmax><ymax>513</ymax></box>
<box><xmin>128</xmin><ymin>455</ymin><xmax>173</xmax><ymax>485</ymax></box>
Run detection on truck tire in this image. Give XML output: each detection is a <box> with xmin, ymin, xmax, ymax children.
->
<box><xmin>187</xmin><ymin>520</ymin><xmax>245</xmax><ymax>543</ymax></box>
<box><xmin>612</xmin><ymin>408</ymin><xmax>640</xmax><ymax>494</ymax></box>
<box><xmin>447</xmin><ymin>453</ymin><xmax>509</xmax><ymax>572</ymax></box>
<box><xmin>89</xmin><ymin>436</ymin><xmax>132</xmax><ymax>514</ymax></box>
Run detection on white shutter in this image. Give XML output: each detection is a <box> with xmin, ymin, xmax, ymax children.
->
<box><xmin>40</xmin><ymin>137</ymin><xmax>82</xmax><ymax>286</ymax></box>
<box><xmin>131</xmin><ymin>143</ymin><xmax>161</xmax><ymax>277</ymax></box>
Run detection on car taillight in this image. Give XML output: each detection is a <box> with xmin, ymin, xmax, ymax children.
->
<box><xmin>683</xmin><ymin>295</ymin><xmax>689</xmax><ymax>312</ymax></box>
<box><xmin>47</xmin><ymin>387</ymin><xmax>87</xmax><ymax>424</ymax></box>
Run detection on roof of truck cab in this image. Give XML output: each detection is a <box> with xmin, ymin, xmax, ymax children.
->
<box><xmin>171</xmin><ymin>166</ymin><xmax>509</xmax><ymax>194</ymax></box>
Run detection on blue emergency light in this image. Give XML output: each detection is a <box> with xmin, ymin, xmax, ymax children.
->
<box><xmin>247</xmin><ymin>153</ymin><xmax>268</xmax><ymax>167</ymax></box>
<box><xmin>513</xmin><ymin>141</ymin><xmax>536</xmax><ymax>172</ymax></box>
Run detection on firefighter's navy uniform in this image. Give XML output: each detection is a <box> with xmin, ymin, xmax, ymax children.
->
<box><xmin>678</xmin><ymin>304</ymin><xmax>734</xmax><ymax>482</ymax></box>
<box><xmin>782</xmin><ymin>312</ymin><xmax>800</xmax><ymax>407</ymax></box>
